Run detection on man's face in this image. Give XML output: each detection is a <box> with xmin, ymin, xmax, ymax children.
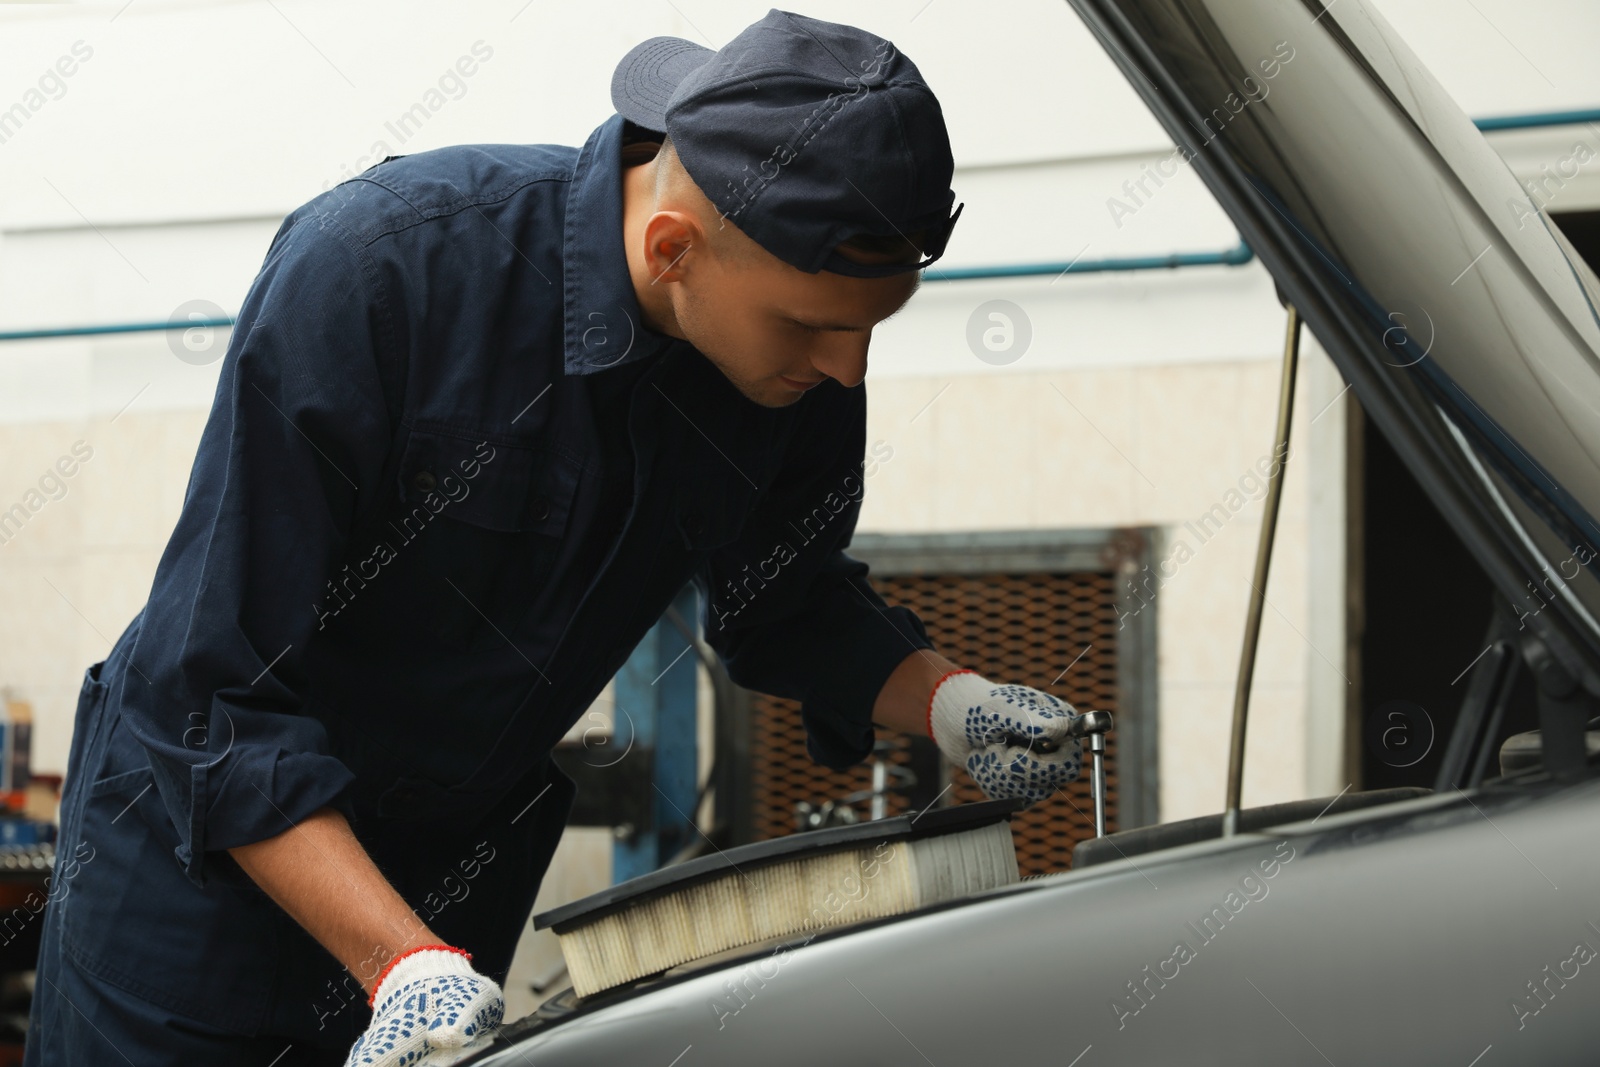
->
<box><xmin>670</xmin><ymin>233</ymin><xmax>922</xmax><ymax>408</ymax></box>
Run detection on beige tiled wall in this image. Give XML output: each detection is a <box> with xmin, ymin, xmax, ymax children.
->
<box><xmin>0</xmin><ymin>410</ymin><xmax>208</xmax><ymax>774</ymax></box>
<box><xmin>860</xmin><ymin>357</ymin><xmax>1318</xmax><ymax>820</ymax></box>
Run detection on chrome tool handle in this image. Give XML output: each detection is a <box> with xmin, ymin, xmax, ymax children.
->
<box><xmin>1068</xmin><ymin>710</ymin><xmax>1114</xmax><ymax>838</ymax></box>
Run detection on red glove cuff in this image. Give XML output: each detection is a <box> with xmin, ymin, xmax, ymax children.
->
<box><xmin>369</xmin><ymin>943</ymin><xmax>473</xmax><ymax>1007</ymax></box>
<box><xmin>924</xmin><ymin>668</ymin><xmax>979</xmax><ymax>741</ymax></box>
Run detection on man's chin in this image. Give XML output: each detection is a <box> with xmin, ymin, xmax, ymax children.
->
<box><xmin>762</xmin><ymin>390</ymin><xmax>807</xmax><ymax>409</ymax></box>
<box><xmin>736</xmin><ymin>382</ymin><xmax>806</xmax><ymax>409</ymax></box>
<box><xmin>700</xmin><ymin>355</ymin><xmax>807</xmax><ymax>408</ymax></box>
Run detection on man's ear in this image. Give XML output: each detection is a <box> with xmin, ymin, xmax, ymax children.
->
<box><xmin>642</xmin><ymin>210</ymin><xmax>699</xmax><ymax>284</ymax></box>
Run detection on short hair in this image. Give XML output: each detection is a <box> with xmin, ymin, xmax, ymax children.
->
<box><xmin>834</xmin><ymin>227</ymin><xmax>927</xmax><ymax>266</ymax></box>
<box><xmin>654</xmin><ymin>135</ymin><xmax>758</xmax><ymax>265</ymax></box>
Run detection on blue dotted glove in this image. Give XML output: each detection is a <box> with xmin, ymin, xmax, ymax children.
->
<box><xmin>927</xmin><ymin>670</ymin><xmax>1084</xmax><ymax>807</ymax></box>
<box><xmin>344</xmin><ymin>946</ymin><xmax>503</xmax><ymax>1067</ymax></box>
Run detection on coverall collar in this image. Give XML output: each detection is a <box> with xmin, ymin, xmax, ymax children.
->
<box><xmin>562</xmin><ymin>112</ymin><xmax>682</xmax><ymax>376</ymax></box>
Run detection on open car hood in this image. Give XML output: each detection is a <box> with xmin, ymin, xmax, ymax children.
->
<box><xmin>1067</xmin><ymin>0</ymin><xmax>1600</xmax><ymax>694</ymax></box>
<box><xmin>459</xmin><ymin>8</ymin><xmax>1600</xmax><ymax>1063</ymax></box>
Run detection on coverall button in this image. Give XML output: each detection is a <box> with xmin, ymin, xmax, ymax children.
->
<box><xmin>531</xmin><ymin>498</ymin><xmax>551</xmax><ymax>522</ymax></box>
<box><xmin>412</xmin><ymin>469</ymin><xmax>437</xmax><ymax>492</ymax></box>
<box><xmin>684</xmin><ymin>513</ymin><xmax>706</xmax><ymax>536</ymax></box>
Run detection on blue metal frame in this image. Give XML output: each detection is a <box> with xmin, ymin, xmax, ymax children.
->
<box><xmin>609</xmin><ymin>583</ymin><xmax>700</xmax><ymax>884</ymax></box>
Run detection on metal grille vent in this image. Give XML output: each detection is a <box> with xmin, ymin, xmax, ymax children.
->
<box><xmin>747</xmin><ymin>568</ymin><xmax>1124</xmax><ymax>877</ymax></box>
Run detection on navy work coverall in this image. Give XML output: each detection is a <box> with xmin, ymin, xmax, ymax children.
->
<box><xmin>25</xmin><ymin>112</ymin><xmax>932</xmax><ymax>1064</ymax></box>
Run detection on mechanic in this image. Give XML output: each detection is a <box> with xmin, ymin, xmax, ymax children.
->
<box><xmin>25</xmin><ymin>9</ymin><xmax>1086</xmax><ymax>1066</ymax></box>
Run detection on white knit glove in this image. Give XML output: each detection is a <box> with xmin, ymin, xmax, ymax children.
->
<box><xmin>926</xmin><ymin>670</ymin><xmax>1084</xmax><ymax>807</ymax></box>
<box><xmin>344</xmin><ymin>946</ymin><xmax>503</xmax><ymax>1067</ymax></box>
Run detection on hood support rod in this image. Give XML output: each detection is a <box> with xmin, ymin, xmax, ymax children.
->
<box><xmin>1222</xmin><ymin>304</ymin><xmax>1302</xmax><ymax>837</ymax></box>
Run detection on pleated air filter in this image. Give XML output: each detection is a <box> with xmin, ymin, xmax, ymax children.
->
<box><xmin>533</xmin><ymin>799</ymin><xmax>1024</xmax><ymax>998</ymax></box>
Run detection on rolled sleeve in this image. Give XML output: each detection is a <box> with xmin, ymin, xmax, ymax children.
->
<box><xmin>120</xmin><ymin>212</ymin><xmax>400</xmax><ymax>884</ymax></box>
<box><xmin>693</xmin><ymin>384</ymin><xmax>933</xmax><ymax>771</ymax></box>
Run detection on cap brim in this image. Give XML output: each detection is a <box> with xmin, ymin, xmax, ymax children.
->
<box><xmin>610</xmin><ymin>36</ymin><xmax>715</xmax><ymax>133</ymax></box>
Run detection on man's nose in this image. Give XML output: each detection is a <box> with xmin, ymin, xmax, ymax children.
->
<box><xmin>810</xmin><ymin>333</ymin><xmax>870</xmax><ymax>389</ymax></box>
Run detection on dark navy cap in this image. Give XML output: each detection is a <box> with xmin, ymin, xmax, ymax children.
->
<box><xmin>610</xmin><ymin>8</ymin><xmax>964</xmax><ymax>278</ymax></box>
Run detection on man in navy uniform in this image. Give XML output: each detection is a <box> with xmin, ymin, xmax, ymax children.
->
<box><xmin>26</xmin><ymin>10</ymin><xmax>1085</xmax><ymax>1065</ymax></box>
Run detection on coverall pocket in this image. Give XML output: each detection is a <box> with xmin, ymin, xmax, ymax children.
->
<box><xmin>386</xmin><ymin>428</ymin><xmax>585</xmax><ymax>650</ymax></box>
<box><xmin>57</xmin><ymin>745</ymin><xmax>282</xmax><ymax>1034</ymax></box>
<box><xmin>55</xmin><ymin>661</ymin><xmax>109</xmax><ymax>855</ymax></box>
